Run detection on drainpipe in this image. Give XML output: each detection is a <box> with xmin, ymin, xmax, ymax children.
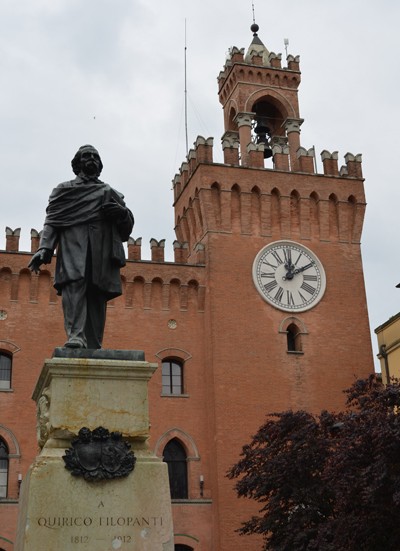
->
<box><xmin>379</xmin><ymin>344</ymin><xmax>390</xmax><ymax>383</ymax></box>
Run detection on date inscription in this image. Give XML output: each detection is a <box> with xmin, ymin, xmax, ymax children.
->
<box><xmin>71</xmin><ymin>536</ymin><xmax>89</xmax><ymax>544</ymax></box>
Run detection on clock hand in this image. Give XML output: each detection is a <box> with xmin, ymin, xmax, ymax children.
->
<box><xmin>293</xmin><ymin>262</ymin><xmax>314</xmax><ymax>275</ymax></box>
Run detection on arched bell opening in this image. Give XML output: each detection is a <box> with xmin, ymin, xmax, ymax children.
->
<box><xmin>251</xmin><ymin>97</ymin><xmax>286</xmax><ymax>159</ymax></box>
<box><xmin>227</xmin><ymin>106</ymin><xmax>238</xmax><ymax>131</ymax></box>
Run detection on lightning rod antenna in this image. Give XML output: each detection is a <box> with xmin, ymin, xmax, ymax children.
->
<box><xmin>252</xmin><ymin>1</ymin><xmax>256</xmax><ymax>24</ymax></box>
<box><xmin>284</xmin><ymin>37</ymin><xmax>289</xmax><ymax>58</ymax></box>
<box><xmin>184</xmin><ymin>19</ymin><xmax>189</xmax><ymax>156</ymax></box>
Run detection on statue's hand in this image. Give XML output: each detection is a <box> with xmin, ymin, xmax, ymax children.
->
<box><xmin>28</xmin><ymin>249</ymin><xmax>53</xmax><ymax>273</ymax></box>
<box><xmin>102</xmin><ymin>200</ymin><xmax>127</xmax><ymax>221</ymax></box>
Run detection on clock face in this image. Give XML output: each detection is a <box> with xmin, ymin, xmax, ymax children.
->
<box><xmin>252</xmin><ymin>240</ymin><xmax>326</xmax><ymax>312</ymax></box>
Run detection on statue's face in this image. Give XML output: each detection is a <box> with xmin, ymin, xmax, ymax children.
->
<box><xmin>80</xmin><ymin>149</ymin><xmax>101</xmax><ymax>177</ymax></box>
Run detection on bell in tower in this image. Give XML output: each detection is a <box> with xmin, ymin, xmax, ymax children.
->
<box><xmin>253</xmin><ymin>112</ymin><xmax>272</xmax><ymax>158</ymax></box>
<box><xmin>252</xmin><ymin>98</ymin><xmax>288</xmax><ymax>159</ymax></box>
<box><xmin>251</xmin><ymin>101</ymin><xmax>277</xmax><ymax>159</ymax></box>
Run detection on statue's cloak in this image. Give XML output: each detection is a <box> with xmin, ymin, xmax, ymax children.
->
<box><xmin>39</xmin><ymin>177</ymin><xmax>134</xmax><ymax>298</ymax></box>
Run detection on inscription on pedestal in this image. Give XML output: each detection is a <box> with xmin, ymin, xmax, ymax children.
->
<box><xmin>36</xmin><ymin>512</ymin><xmax>164</xmax><ymax>549</ymax></box>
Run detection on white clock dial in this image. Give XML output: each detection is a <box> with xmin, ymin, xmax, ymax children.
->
<box><xmin>252</xmin><ymin>240</ymin><xmax>326</xmax><ymax>312</ymax></box>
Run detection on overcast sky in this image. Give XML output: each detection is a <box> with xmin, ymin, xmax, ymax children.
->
<box><xmin>0</xmin><ymin>0</ymin><xmax>399</xmax><ymax>370</ymax></box>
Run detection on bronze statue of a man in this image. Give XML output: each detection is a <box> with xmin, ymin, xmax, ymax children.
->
<box><xmin>29</xmin><ymin>145</ymin><xmax>134</xmax><ymax>349</ymax></box>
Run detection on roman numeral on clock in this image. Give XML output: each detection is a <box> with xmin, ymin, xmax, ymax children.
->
<box><xmin>303</xmin><ymin>274</ymin><xmax>318</xmax><ymax>282</ymax></box>
<box><xmin>270</xmin><ymin>251</ymin><xmax>283</xmax><ymax>264</ymax></box>
<box><xmin>264</xmin><ymin>280</ymin><xmax>278</xmax><ymax>293</ymax></box>
<box><xmin>298</xmin><ymin>291</ymin><xmax>307</xmax><ymax>304</ymax></box>
<box><xmin>300</xmin><ymin>281</ymin><xmax>316</xmax><ymax>295</ymax></box>
<box><xmin>260</xmin><ymin>272</ymin><xmax>275</xmax><ymax>279</ymax></box>
<box><xmin>262</xmin><ymin>260</ymin><xmax>278</xmax><ymax>270</ymax></box>
<box><xmin>287</xmin><ymin>290</ymin><xmax>295</xmax><ymax>306</ymax></box>
<box><xmin>274</xmin><ymin>286</ymin><xmax>284</xmax><ymax>302</ymax></box>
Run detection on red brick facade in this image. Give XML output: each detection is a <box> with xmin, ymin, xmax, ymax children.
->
<box><xmin>0</xmin><ymin>30</ymin><xmax>373</xmax><ymax>550</ymax></box>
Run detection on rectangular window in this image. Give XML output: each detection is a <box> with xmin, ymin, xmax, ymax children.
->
<box><xmin>162</xmin><ymin>360</ymin><xmax>183</xmax><ymax>395</ymax></box>
<box><xmin>0</xmin><ymin>459</ymin><xmax>7</xmax><ymax>498</ymax></box>
<box><xmin>0</xmin><ymin>354</ymin><xmax>12</xmax><ymax>390</ymax></box>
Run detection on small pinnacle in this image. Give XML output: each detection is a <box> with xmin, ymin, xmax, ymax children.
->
<box><xmin>251</xmin><ymin>23</ymin><xmax>259</xmax><ymax>36</ymax></box>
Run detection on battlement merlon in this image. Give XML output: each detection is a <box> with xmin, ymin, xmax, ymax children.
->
<box><xmin>344</xmin><ymin>153</ymin><xmax>363</xmax><ymax>179</ymax></box>
<box><xmin>297</xmin><ymin>147</ymin><xmax>315</xmax><ymax>174</ymax></box>
<box><xmin>221</xmin><ymin>131</ymin><xmax>240</xmax><ymax>165</ymax></box>
<box><xmin>172</xmin><ymin>173</ymin><xmax>182</xmax><ymax>202</ymax></box>
<box><xmin>127</xmin><ymin>237</ymin><xmax>142</xmax><ymax>261</ymax></box>
<box><xmin>150</xmin><ymin>238</ymin><xmax>166</xmax><ymax>262</ymax></box>
<box><xmin>30</xmin><ymin>229</ymin><xmax>42</xmax><ymax>253</ymax></box>
<box><xmin>321</xmin><ymin>150</ymin><xmax>339</xmax><ymax>176</ymax></box>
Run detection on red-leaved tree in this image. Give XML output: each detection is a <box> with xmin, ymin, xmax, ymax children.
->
<box><xmin>228</xmin><ymin>376</ymin><xmax>400</xmax><ymax>551</ymax></box>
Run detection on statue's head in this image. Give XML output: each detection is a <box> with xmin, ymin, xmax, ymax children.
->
<box><xmin>71</xmin><ymin>145</ymin><xmax>103</xmax><ymax>177</ymax></box>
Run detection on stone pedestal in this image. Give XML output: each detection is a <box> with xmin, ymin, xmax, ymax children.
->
<box><xmin>16</xmin><ymin>351</ymin><xmax>174</xmax><ymax>551</ymax></box>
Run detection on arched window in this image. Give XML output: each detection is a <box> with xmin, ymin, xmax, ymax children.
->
<box><xmin>164</xmin><ymin>439</ymin><xmax>188</xmax><ymax>499</ymax></box>
<box><xmin>0</xmin><ymin>439</ymin><xmax>9</xmax><ymax>498</ymax></box>
<box><xmin>175</xmin><ymin>546</ymin><xmax>194</xmax><ymax>551</ymax></box>
<box><xmin>162</xmin><ymin>359</ymin><xmax>183</xmax><ymax>395</ymax></box>
<box><xmin>0</xmin><ymin>352</ymin><xmax>12</xmax><ymax>390</ymax></box>
<box><xmin>287</xmin><ymin>323</ymin><xmax>302</xmax><ymax>352</ymax></box>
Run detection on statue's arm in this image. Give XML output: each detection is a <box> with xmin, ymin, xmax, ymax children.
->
<box><xmin>39</xmin><ymin>224</ymin><xmax>59</xmax><ymax>251</ymax></box>
<box><xmin>116</xmin><ymin>208</ymin><xmax>134</xmax><ymax>242</ymax></box>
<box><xmin>102</xmin><ymin>193</ymin><xmax>134</xmax><ymax>242</ymax></box>
<box><xmin>28</xmin><ymin>224</ymin><xmax>59</xmax><ymax>273</ymax></box>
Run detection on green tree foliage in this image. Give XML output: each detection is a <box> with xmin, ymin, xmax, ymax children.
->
<box><xmin>228</xmin><ymin>376</ymin><xmax>400</xmax><ymax>551</ymax></box>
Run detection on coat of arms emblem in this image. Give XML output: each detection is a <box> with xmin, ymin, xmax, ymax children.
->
<box><xmin>63</xmin><ymin>427</ymin><xmax>136</xmax><ymax>481</ymax></box>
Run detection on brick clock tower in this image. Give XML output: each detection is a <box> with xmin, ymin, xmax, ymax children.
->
<box><xmin>0</xmin><ymin>23</ymin><xmax>374</xmax><ymax>551</ymax></box>
<box><xmin>172</xmin><ymin>23</ymin><xmax>374</xmax><ymax>549</ymax></box>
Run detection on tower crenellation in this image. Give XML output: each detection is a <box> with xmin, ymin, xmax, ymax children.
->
<box><xmin>296</xmin><ymin>147</ymin><xmax>315</xmax><ymax>173</ymax></box>
<box><xmin>150</xmin><ymin>238</ymin><xmax>166</xmax><ymax>262</ymax></box>
<box><xmin>246</xmin><ymin>141</ymin><xmax>265</xmax><ymax>168</ymax></box>
<box><xmin>179</xmin><ymin>161</ymin><xmax>189</xmax><ymax>188</ymax></box>
<box><xmin>321</xmin><ymin>150</ymin><xmax>339</xmax><ymax>176</ymax></box>
<box><xmin>173</xmin><ymin>240</ymin><xmax>189</xmax><ymax>263</ymax></box>
<box><xmin>229</xmin><ymin>46</ymin><xmax>245</xmax><ymax>62</ymax></box>
<box><xmin>172</xmin><ymin>173</ymin><xmax>182</xmax><ymax>202</ymax></box>
<box><xmin>287</xmin><ymin>54</ymin><xmax>300</xmax><ymax>71</ymax></box>
<box><xmin>272</xmin><ymin>142</ymin><xmax>290</xmax><ymax>171</ymax></box>
<box><xmin>30</xmin><ymin>228</ymin><xmax>42</xmax><ymax>253</ymax></box>
<box><xmin>127</xmin><ymin>236</ymin><xmax>142</xmax><ymax>260</ymax></box>
<box><xmin>187</xmin><ymin>148</ymin><xmax>197</xmax><ymax>174</ymax></box>
<box><xmin>268</xmin><ymin>51</ymin><xmax>282</xmax><ymax>68</ymax></box>
<box><xmin>5</xmin><ymin>227</ymin><xmax>21</xmax><ymax>252</ymax></box>
<box><xmin>344</xmin><ymin>152</ymin><xmax>363</xmax><ymax>178</ymax></box>
<box><xmin>221</xmin><ymin>130</ymin><xmax>240</xmax><ymax>165</ymax></box>
<box><xmin>194</xmin><ymin>135</ymin><xmax>213</xmax><ymax>164</ymax></box>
